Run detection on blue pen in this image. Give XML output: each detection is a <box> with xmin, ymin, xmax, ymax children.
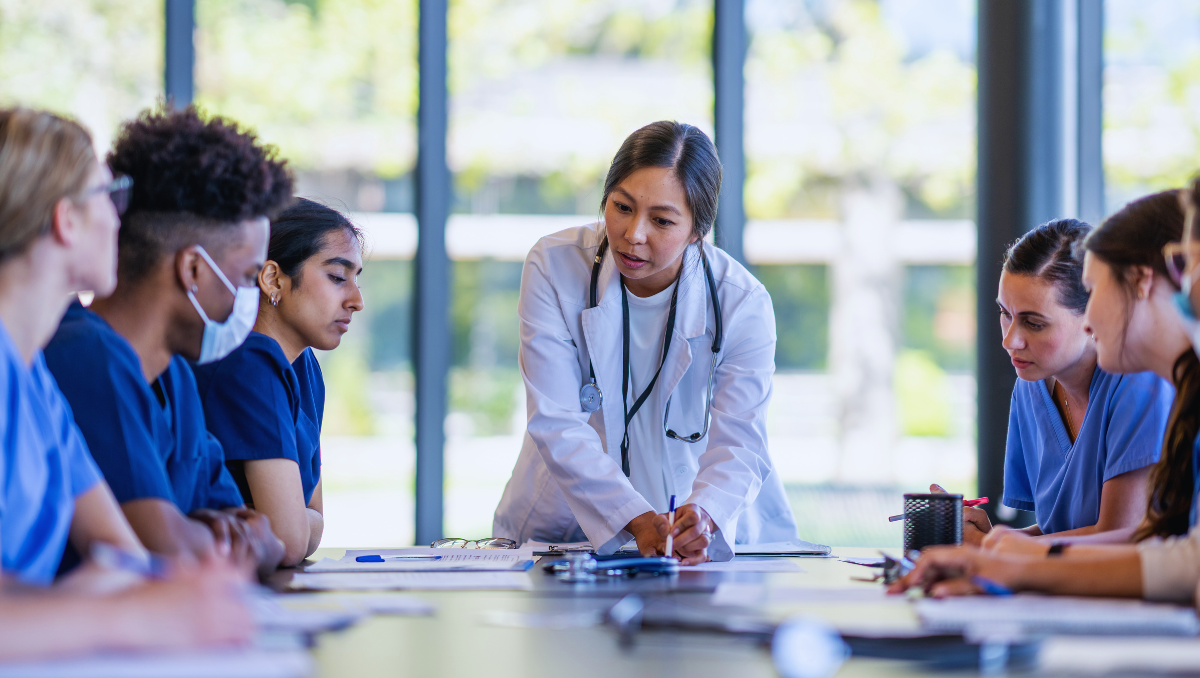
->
<box><xmin>355</xmin><ymin>554</ymin><xmax>443</xmax><ymax>563</ymax></box>
<box><xmin>665</xmin><ymin>495</ymin><xmax>677</xmax><ymax>557</ymax></box>
<box><xmin>972</xmin><ymin>575</ymin><xmax>1014</xmax><ymax>596</ymax></box>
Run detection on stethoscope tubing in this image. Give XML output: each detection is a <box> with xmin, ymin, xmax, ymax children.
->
<box><xmin>579</xmin><ymin>235</ymin><xmax>723</xmax><ymax>447</ymax></box>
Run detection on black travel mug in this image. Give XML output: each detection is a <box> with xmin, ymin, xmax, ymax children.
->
<box><xmin>902</xmin><ymin>493</ymin><xmax>963</xmax><ymax>552</ymax></box>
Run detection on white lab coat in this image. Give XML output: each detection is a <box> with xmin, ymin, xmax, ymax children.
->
<box><xmin>493</xmin><ymin>223</ymin><xmax>798</xmax><ymax>561</ymax></box>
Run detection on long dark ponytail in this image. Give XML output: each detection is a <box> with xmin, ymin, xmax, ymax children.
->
<box><xmin>1083</xmin><ymin>190</ymin><xmax>1194</xmax><ymax>540</ymax></box>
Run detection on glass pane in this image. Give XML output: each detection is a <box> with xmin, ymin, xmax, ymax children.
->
<box><xmin>0</xmin><ymin>1</ymin><xmax>162</xmax><ymax>151</ymax></box>
<box><xmin>446</xmin><ymin>0</ymin><xmax>714</xmax><ymax>538</ymax></box>
<box><xmin>1103</xmin><ymin>0</ymin><xmax>1200</xmax><ymax>210</ymax></box>
<box><xmin>197</xmin><ymin>0</ymin><xmax>419</xmax><ymax>547</ymax></box>
<box><xmin>745</xmin><ymin>0</ymin><xmax>977</xmax><ymax>547</ymax></box>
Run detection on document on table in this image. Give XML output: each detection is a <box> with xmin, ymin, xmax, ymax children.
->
<box><xmin>291</xmin><ymin>571</ymin><xmax>534</xmax><ymax>591</ymax></box>
<box><xmin>734</xmin><ymin>540</ymin><xmax>832</xmax><ymax>556</ymax></box>
<box><xmin>1039</xmin><ymin>637</ymin><xmax>1200</xmax><ymax>674</ymax></box>
<box><xmin>712</xmin><ymin>582</ymin><xmax>897</xmax><ymax>606</ymax></box>
<box><xmin>681</xmin><ymin>558</ymin><xmax>805</xmax><ymax>573</ymax></box>
<box><xmin>0</xmin><ymin>649</ymin><xmax>312</xmax><ymax>678</ymax></box>
<box><xmin>917</xmin><ymin>595</ymin><xmax>1200</xmax><ymax>636</ymax></box>
<box><xmin>248</xmin><ymin>590</ymin><xmax>435</xmax><ymax>633</ymax></box>
<box><xmin>305</xmin><ymin>547</ymin><xmax>535</xmax><ymax>573</ymax></box>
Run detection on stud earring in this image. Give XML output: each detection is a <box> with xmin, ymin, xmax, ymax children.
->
<box><xmin>191</xmin><ymin>284</ymin><xmax>198</xmax><ymax>293</ymax></box>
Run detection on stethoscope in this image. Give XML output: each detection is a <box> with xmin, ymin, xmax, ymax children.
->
<box><xmin>578</xmin><ymin>237</ymin><xmax>724</xmax><ymax>476</ymax></box>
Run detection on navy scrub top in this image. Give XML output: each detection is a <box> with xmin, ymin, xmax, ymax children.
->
<box><xmin>1003</xmin><ymin>367</ymin><xmax>1172</xmax><ymax>534</ymax></box>
<box><xmin>191</xmin><ymin>332</ymin><xmax>324</xmax><ymax>505</ymax></box>
<box><xmin>43</xmin><ymin>302</ymin><xmax>244</xmax><ymax>514</ymax></box>
<box><xmin>0</xmin><ymin>319</ymin><xmax>103</xmax><ymax>585</ymax></box>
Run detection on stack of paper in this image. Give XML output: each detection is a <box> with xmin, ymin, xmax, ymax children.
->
<box><xmin>0</xmin><ymin>649</ymin><xmax>312</xmax><ymax>678</ymax></box>
<box><xmin>305</xmin><ymin>548</ymin><xmax>534</xmax><ymax>573</ymax></box>
<box><xmin>712</xmin><ymin>582</ymin><xmax>898</xmax><ymax>606</ymax></box>
<box><xmin>917</xmin><ymin>595</ymin><xmax>1200</xmax><ymax>636</ymax></box>
<box><xmin>734</xmin><ymin>541</ymin><xmax>831</xmax><ymax>556</ymax></box>
<box><xmin>291</xmin><ymin>571</ymin><xmax>534</xmax><ymax>592</ymax></box>
<box><xmin>1039</xmin><ymin>636</ymin><xmax>1200</xmax><ymax>674</ymax></box>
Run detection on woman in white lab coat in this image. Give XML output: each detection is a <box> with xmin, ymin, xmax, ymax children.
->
<box><xmin>493</xmin><ymin>121</ymin><xmax>798</xmax><ymax>564</ymax></box>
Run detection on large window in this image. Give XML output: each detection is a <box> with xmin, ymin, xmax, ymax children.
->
<box><xmin>0</xmin><ymin>1</ymin><xmax>162</xmax><ymax>150</ymax></box>
<box><xmin>443</xmin><ymin>0</ymin><xmax>714</xmax><ymax>539</ymax></box>
<box><xmin>197</xmin><ymin>0</ymin><xmax>419</xmax><ymax>547</ymax></box>
<box><xmin>745</xmin><ymin>0</ymin><xmax>977</xmax><ymax>546</ymax></box>
<box><xmin>1104</xmin><ymin>0</ymin><xmax>1200</xmax><ymax>210</ymax></box>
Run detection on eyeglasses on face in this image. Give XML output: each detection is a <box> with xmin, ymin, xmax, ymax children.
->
<box><xmin>81</xmin><ymin>175</ymin><xmax>133</xmax><ymax>215</ymax></box>
<box><xmin>430</xmin><ymin>537</ymin><xmax>518</xmax><ymax>549</ymax></box>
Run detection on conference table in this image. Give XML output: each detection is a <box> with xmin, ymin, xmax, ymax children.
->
<box><xmin>268</xmin><ymin>547</ymin><xmax>972</xmax><ymax>678</ymax></box>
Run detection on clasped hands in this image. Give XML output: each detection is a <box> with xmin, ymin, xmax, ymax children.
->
<box><xmin>625</xmin><ymin>503</ymin><xmax>716</xmax><ymax>566</ymax></box>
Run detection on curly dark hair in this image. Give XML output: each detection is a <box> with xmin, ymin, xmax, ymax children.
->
<box><xmin>107</xmin><ymin>105</ymin><xmax>294</xmax><ymax>281</ymax></box>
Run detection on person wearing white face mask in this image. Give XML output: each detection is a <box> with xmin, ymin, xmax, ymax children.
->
<box><xmin>43</xmin><ymin>107</ymin><xmax>291</xmax><ymax>578</ymax></box>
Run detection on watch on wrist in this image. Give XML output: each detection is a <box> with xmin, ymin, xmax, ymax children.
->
<box><xmin>1047</xmin><ymin>542</ymin><xmax>1068</xmax><ymax>557</ymax></box>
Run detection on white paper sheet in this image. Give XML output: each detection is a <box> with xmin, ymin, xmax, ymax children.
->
<box><xmin>681</xmin><ymin>558</ymin><xmax>805</xmax><ymax>573</ymax></box>
<box><xmin>917</xmin><ymin>595</ymin><xmax>1200</xmax><ymax>636</ymax></box>
<box><xmin>0</xmin><ymin>649</ymin><xmax>312</xmax><ymax>678</ymax></box>
<box><xmin>328</xmin><ymin>594</ymin><xmax>436</xmax><ymax>616</ymax></box>
<box><xmin>291</xmin><ymin>571</ymin><xmax>534</xmax><ymax>591</ymax></box>
<box><xmin>734</xmin><ymin>540</ymin><xmax>831</xmax><ymax>556</ymax></box>
<box><xmin>712</xmin><ymin>582</ymin><xmax>894</xmax><ymax>606</ymax></box>
<box><xmin>1039</xmin><ymin>637</ymin><xmax>1200</xmax><ymax>674</ymax></box>
<box><xmin>522</xmin><ymin>540</ymin><xmax>593</xmax><ymax>552</ymax></box>
<box><xmin>305</xmin><ymin>547</ymin><xmax>534</xmax><ymax>573</ymax></box>
<box><xmin>250</xmin><ymin>592</ymin><xmax>364</xmax><ymax>634</ymax></box>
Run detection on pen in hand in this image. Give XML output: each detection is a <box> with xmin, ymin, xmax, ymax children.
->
<box><xmin>665</xmin><ymin>495</ymin><xmax>676</xmax><ymax>558</ymax></box>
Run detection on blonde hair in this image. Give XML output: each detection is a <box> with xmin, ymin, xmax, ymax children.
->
<box><xmin>0</xmin><ymin>108</ymin><xmax>96</xmax><ymax>261</ymax></box>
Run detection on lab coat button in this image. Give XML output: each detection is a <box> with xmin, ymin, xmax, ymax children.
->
<box><xmin>676</xmin><ymin>466</ymin><xmax>687</xmax><ymax>475</ymax></box>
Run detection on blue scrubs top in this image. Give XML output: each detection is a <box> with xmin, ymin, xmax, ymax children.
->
<box><xmin>0</xmin><ymin>321</ymin><xmax>102</xmax><ymax>585</ymax></box>
<box><xmin>1003</xmin><ymin>367</ymin><xmax>1172</xmax><ymax>534</ymax></box>
<box><xmin>43</xmin><ymin>303</ymin><xmax>243</xmax><ymax>515</ymax></box>
<box><xmin>191</xmin><ymin>332</ymin><xmax>324</xmax><ymax>505</ymax></box>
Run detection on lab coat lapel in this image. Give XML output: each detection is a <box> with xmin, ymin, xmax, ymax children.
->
<box><xmin>657</xmin><ymin>247</ymin><xmax>708</xmax><ymax>405</ymax></box>
<box><xmin>580</xmin><ymin>254</ymin><xmax>625</xmax><ymax>461</ymax></box>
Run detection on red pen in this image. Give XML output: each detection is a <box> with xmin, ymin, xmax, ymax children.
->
<box><xmin>888</xmin><ymin>497</ymin><xmax>988</xmax><ymax>522</ymax></box>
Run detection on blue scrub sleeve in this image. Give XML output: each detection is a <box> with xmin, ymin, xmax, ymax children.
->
<box><xmin>200</xmin><ymin>344</ymin><xmax>299</xmax><ymax>466</ymax></box>
<box><xmin>48</xmin><ymin>339</ymin><xmax>176</xmax><ymax>505</ymax></box>
<box><xmin>201</xmin><ymin>432</ymin><xmax>245</xmax><ymax>510</ymax></box>
<box><xmin>34</xmin><ymin>356</ymin><xmax>103</xmax><ymax>498</ymax></box>
<box><xmin>1002</xmin><ymin>387</ymin><xmax>1036</xmax><ymax>512</ymax></box>
<box><xmin>1103</xmin><ymin>372</ymin><xmax>1171</xmax><ymax>481</ymax></box>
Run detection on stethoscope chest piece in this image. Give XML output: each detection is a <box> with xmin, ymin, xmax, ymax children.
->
<box><xmin>580</xmin><ymin>382</ymin><xmax>602</xmax><ymax>413</ymax></box>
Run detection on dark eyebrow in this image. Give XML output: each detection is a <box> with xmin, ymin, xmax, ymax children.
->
<box><xmin>995</xmin><ymin>300</ymin><xmax>1048</xmax><ymax>319</ymax></box>
<box><xmin>613</xmin><ymin>186</ymin><xmax>682</xmax><ymax>216</ymax></box>
<box><xmin>324</xmin><ymin>257</ymin><xmax>360</xmax><ymax>273</ymax></box>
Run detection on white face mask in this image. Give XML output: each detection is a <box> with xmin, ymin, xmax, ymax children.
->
<box><xmin>186</xmin><ymin>245</ymin><xmax>259</xmax><ymax>364</ymax></box>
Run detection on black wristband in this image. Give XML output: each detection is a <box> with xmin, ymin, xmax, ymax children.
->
<box><xmin>1047</xmin><ymin>542</ymin><xmax>1068</xmax><ymax>557</ymax></box>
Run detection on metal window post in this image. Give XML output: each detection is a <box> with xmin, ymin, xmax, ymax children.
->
<box><xmin>414</xmin><ymin>0</ymin><xmax>450</xmax><ymax>545</ymax></box>
<box><xmin>164</xmin><ymin>0</ymin><xmax>195</xmax><ymax>106</ymax></box>
<box><xmin>1077</xmin><ymin>0</ymin><xmax>1105</xmax><ymax>225</ymax></box>
<box><xmin>712</xmin><ymin>0</ymin><xmax>746</xmax><ymax>264</ymax></box>
<box><xmin>976</xmin><ymin>0</ymin><xmax>1102</xmax><ymax>524</ymax></box>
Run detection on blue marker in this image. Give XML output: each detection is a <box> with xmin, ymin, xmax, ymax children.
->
<box><xmin>972</xmin><ymin>575</ymin><xmax>1014</xmax><ymax>596</ymax></box>
<box><xmin>356</xmin><ymin>554</ymin><xmax>443</xmax><ymax>563</ymax></box>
